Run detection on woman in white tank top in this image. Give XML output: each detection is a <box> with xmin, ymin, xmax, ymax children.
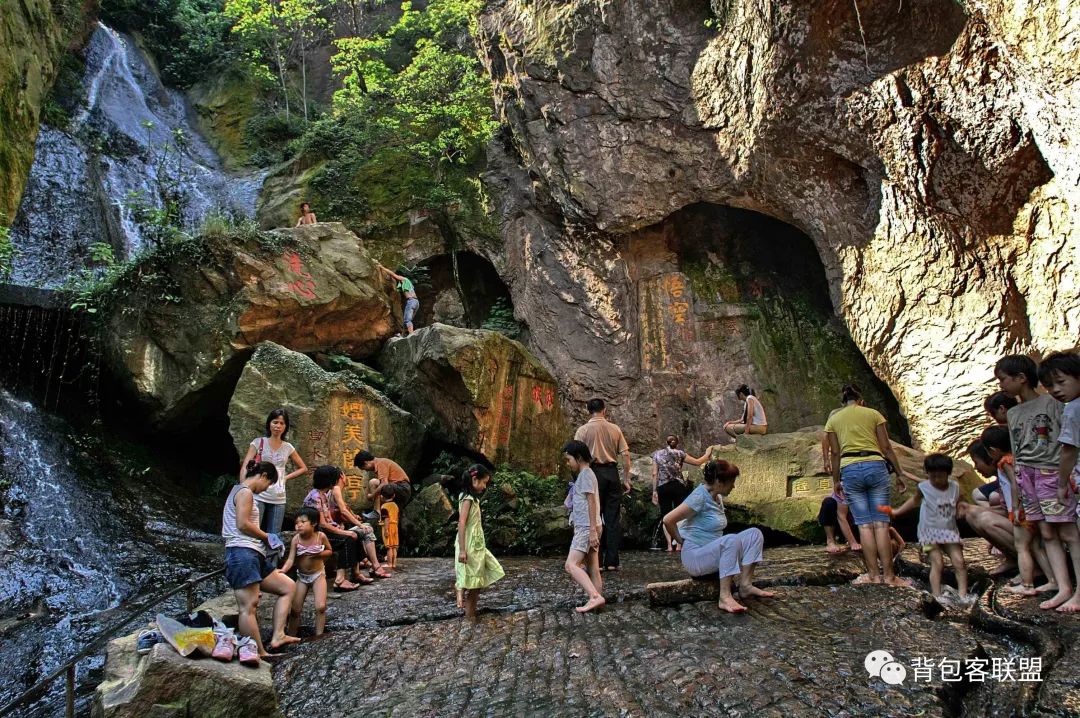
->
<box><xmin>723</xmin><ymin>384</ymin><xmax>768</xmax><ymax>441</ymax></box>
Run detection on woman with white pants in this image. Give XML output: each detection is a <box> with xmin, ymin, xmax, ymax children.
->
<box><xmin>663</xmin><ymin>459</ymin><xmax>775</xmax><ymax>613</ymax></box>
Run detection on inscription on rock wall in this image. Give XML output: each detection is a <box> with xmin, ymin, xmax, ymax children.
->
<box><xmin>639</xmin><ymin>272</ymin><xmax>696</xmax><ymax>373</ymax></box>
<box><xmin>787</xmin><ymin>476</ymin><xmax>833</xmax><ymax>498</ymax></box>
<box><xmin>325</xmin><ymin>396</ymin><xmax>379</xmax><ymax>506</ymax></box>
<box><xmin>479</xmin><ymin>368</ymin><xmax>560</xmax><ymax>474</ymax></box>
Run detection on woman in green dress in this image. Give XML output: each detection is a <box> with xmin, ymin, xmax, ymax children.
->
<box><xmin>454</xmin><ymin>464</ymin><xmax>504</xmax><ymax>620</ymax></box>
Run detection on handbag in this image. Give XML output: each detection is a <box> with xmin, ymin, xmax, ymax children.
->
<box><xmin>255</xmin><ymin>437</ymin><xmax>265</xmax><ymax>463</ymax></box>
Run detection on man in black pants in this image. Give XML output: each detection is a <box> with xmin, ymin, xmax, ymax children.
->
<box><xmin>574</xmin><ymin>398</ymin><xmax>632</xmax><ymax>570</ymax></box>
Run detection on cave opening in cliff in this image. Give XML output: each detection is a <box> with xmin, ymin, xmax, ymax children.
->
<box><xmin>414</xmin><ymin>251</ymin><xmax>517</xmax><ymax>334</ymax></box>
<box><xmin>630</xmin><ymin>203</ymin><xmax>909</xmax><ymax>443</ymax></box>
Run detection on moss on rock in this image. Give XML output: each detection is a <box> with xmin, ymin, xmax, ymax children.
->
<box><xmin>0</xmin><ymin>0</ymin><xmax>94</xmax><ymax>223</ymax></box>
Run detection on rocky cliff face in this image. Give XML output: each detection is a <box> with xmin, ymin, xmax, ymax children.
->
<box><xmin>0</xmin><ymin>0</ymin><xmax>95</xmax><ymax>224</ymax></box>
<box><xmin>477</xmin><ymin>0</ymin><xmax>1079</xmax><ymax>453</ymax></box>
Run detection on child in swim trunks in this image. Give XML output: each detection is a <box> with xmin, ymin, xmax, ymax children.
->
<box><xmin>883</xmin><ymin>454</ymin><xmax>968</xmax><ymax>600</ymax></box>
<box><xmin>281</xmin><ymin>507</ymin><xmax>332</xmax><ymax>637</ymax></box>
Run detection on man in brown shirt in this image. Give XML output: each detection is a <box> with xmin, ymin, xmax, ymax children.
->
<box><xmin>574</xmin><ymin>398</ymin><xmax>632</xmax><ymax>570</ymax></box>
<box><xmin>354</xmin><ymin>450</ymin><xmax>412</xmax><ymax>516</ymax></box>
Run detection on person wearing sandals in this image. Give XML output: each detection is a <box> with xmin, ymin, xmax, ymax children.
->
<box><xmin>824</xmin><ymin>383</ymin><xmax>917</xmax><ymax>586</ymax></box>
<box><xmin>651</xmin><ymin>435</ymin><xmax>715</xmax><ymax>552</ymax></box>
<box><xmin>663</xmin><ymin>459</ymin><xmax>775</xmax><ymax>613</ymax></box>
<box><xmin>330</xmin><ymin>470</ymin><xmax>391</xmax><ymax>578</ymax></box>
<box><xmin>305</xmin><ymin>466</ymin><xmax>376</xmax><ymax>591</ymax></box>
<box><xmin>222</xmin><ymin>460</ymin><xmax>300</xmax><ymax>662</ymax></box>
<box><xmin>238</xmin><ymin>409</ymin><xmax>309</xmax><ymax>535</ymax></box>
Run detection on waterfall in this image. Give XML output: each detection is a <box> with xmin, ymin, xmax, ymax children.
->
<box><xmin>0</xmin><ymin>391</ymin><xmax>222</xmax><ymax>715</ymax></box>
<box><xmin>8</xmin><ymin>23</ymin><xmax>267</xmax><ymax>288</ymax></box>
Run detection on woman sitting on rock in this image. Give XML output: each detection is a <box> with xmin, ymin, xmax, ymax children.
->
<box><xmin>824</xmin><ymin>383</ymin><xmax>917</xmax><ymax>586</ymax></box>
<box><xmin>651</xmin><ymin>435</ymin><xmax>716</xmax><ymax>551</ymax></box>
<box><xmin>723</xmin><ymin>385</ymin><xmax>768</xmax><ymax>441</ymax></box>
<box><xmin>662</xmin><ymin>459</ymin><xmax>775</xmax><ymax>613</ymax></box>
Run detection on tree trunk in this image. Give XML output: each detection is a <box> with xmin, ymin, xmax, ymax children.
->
<box><xmin>301</xmin><ymin>35</ymin><xmax>308</xmax><ymax>122</ymax></box>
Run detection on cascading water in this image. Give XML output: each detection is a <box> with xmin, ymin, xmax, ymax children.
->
<box><xmin>9</xmin><ymin>22</ymin><xmax>267</xmax><ymax>288</ymax></box>
<box><xmin>0</xmin><ymin>391</ymin><xmax>223</xmax><ymax>716</ymax></box>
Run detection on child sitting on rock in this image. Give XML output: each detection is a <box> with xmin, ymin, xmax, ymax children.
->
<box><xmin>380</xmin><ymin>484</ymin><xmax>400</xmax><ymax>570</ymax></box>
<box><xmin>882</xmin><ymin>454</ymin><xmax>969</xmax><ymax>602</ymax></box>
<box><xmin>452</xmin><ymin>464</ymin><xmax>504</xmax><ymax>620</ymax></box>
<box><xmin>280</xmin><ymin>507</ymin><xmax>332</xmax><ymax>637</ymax></box>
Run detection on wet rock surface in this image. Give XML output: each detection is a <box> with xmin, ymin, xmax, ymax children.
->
<box><xmin>270</xmin><ymin>547</ymin><xmax>1061</xmax><ymax>717</ymax></box>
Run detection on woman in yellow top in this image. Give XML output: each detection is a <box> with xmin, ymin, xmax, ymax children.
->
<box><xmin>824</xmin><ymin>383</ymin><xmax>918</xmax><ymax>586</ymax></box>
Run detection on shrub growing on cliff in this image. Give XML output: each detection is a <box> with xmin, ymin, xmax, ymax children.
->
<box><xmin>101</xmin><ymin>0</ymin><xmax>234</xmax><ymax>88</ymax></box>
<box><xmin>0</xmin><ymin>226</ymin><xmax>16</xmax><ymax>281</ymax></box>
<box><xmin>297</xmin><ymin>0</ymin><xmax>498</xmax><ymax>230</ymax></box>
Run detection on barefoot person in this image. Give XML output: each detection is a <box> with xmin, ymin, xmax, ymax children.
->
<box><xmin>651</xmin><ymin>435</ymin><xmax>714</xmax><ymax>551</ymax></box>
<box><xmin>574</xmin><ymin>398</ymin><xmax>632</xmax><ymax>571</ymax></box>
<box><xmin>664</xmin><ymin>459</ymin><xmax>774</xmax><ymax>613</ymax></box>
<box><xmin>562</xmin><ymin>440</ymin><xmax>605</xmax><ymax>613</ymax></box>
<box><xmin>723</xmin><ymin>385</ymin><xmax>768</xmax><ymax>441</ymax></box>
<box><xmin>964</xmin><ymin>440</ymin><xmax>1019</xmax><ymax>576</ymax></box>
<box><xmin>222</xmin><ymin>461</ymin><xmax>300</xmax><ymax>661</ymax></box>
<box><xmin>882</xmin><ymin>454</ymin><xmax>970</xmax><ymax>601</ymax></box>
<box><xmin>825</xmin><ymin>383</ymin><xmax>917</xmax><ymax>586</ymax></box>
<box><xmin>295</xmin><ymin>202</ymin><xmax>318</xmax><ymax>226</ymax></box>
<box><xmin>453</xmin><ymin>465</ymin><xmax>504</xmax><ymax>620</ymax></box>
<box><xmin>280</xmin><ymin>508</ymin><xmax>331</xmax><ymax>637</ymax></box>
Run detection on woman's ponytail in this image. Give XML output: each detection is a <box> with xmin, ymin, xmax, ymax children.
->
<box><xmin>841</xmin><ymin>383</ymin><xmax>863</xmax><ymax>404</ymax></box>
<box><xmin>246</xmin><ymin>460</ymin><xmax>276</xmax><ymax>480</ymax></box>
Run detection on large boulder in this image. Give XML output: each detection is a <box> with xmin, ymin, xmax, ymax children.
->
<box><xmin>401</xmin><ymin>483</ymin><xmax>456</xmax><ymax>556</ymax></box>
<box><xmin>478</xmin><ymin>0</ymin><xmax>1079</xmax><ymax>455</ymax></box>
<box><xmin>106</xmin><ymin>223</ymin><xmax>397</xmax><ymax>429</ymax></box>
<box><xmin>93</xmin><ymin>633</ymin><xmax>282</xmax><ymax>718</ymax></box>
<box><xmin>630</xmin><ymin>430</ymin><xmax>987</xmax><ymax>543</ymax></box>
<box><xmin>379</xmin><ymin>324</ymin><xmax>566</xmax><ymax>475</ymax></box>
<box><xmin>229</xmin><ymin>342</ymin><xmax>424</xmax><ymax>515</ymax></box>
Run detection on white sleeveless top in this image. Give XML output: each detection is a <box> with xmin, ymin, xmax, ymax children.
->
<box><xmin>744</xmin><ymin>396</ymin><xmax>767</xmax><ymax>426</ymax></box>
<box><xmin>222</xmin><ymin>484</ymin><xmax>266</xmax><ymax>555</ymax></box>
<box><xmin>917</xmin><ymin>479</ymin><xmax>961</xmax><ymax>545</ymax></box>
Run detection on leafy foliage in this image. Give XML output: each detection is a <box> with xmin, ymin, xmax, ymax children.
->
<box><xmin>0</xmin><ymin>226</ymin><xmax>16</xmax><ymax>281</ymax></box>
<box><xmin>480</xmin><ymin>297</ymin><xmax>521</xmax><ymax>339</ymax></box>
<box><xmin>101</xmin><ymin>0</ymin><xmax>234</xmax><ymax>88</ymax></box>
<box><xmin>297</xmin><ymin>0</ymin><xmax>498</xmax><ymax>229</ymax></box>
<box><xmin>224</xmin><ymin>0</ymin><xmax>330</xmax><ymax>120</ymax></box>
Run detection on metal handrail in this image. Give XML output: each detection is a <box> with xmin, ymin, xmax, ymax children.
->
<box><xmin>0</xmin><ymin>567</ymin><xmax>226</xmax><ymax>718</ymax></box>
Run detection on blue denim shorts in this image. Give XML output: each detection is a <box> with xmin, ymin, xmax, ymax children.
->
<box><xmin>224</xmin><ymin>547</ymin><xmax>277</xmax><ymax>589</ymax></box>
<box><xmin>840</xmin><ymin>460</ymin><xmax>891</xmax><ymax>526</ymax></box>
<box><xmin>403</xmin><ymin>297</ymin><xmax>419</xmax><ymax>327</ymax></box>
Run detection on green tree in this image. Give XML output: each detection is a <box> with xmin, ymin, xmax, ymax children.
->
<box><xmin>305</xmin><ymin>0</ymin><xmax>498</xmax><ymax>226</ymax></box>
<box><xmin>225</xmin><ymin>0</ymin><xmax>329</xmax><ymax>121</ymax></box>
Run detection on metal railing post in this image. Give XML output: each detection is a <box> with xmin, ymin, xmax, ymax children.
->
<box><xmin>0</xmin><ymin>567</ymin><xmax>224</xmax><ymax>718</ymax></box>
<box><xmin>65</xmin><ymin>665</ymin><xmax>75</xmax><ymax>718</ymax></box>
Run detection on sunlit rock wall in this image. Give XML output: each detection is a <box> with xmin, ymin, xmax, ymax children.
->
<box><xmin>478</xmin><ymin>0</ymin><xmax>1079</xmax><ymax>453</ymax></box>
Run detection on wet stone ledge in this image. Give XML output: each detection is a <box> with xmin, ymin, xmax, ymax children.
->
<box><xmin>264</xmin><ymin>546</ymin><xmax>1066</xmax><ymax>717</ymax></box>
